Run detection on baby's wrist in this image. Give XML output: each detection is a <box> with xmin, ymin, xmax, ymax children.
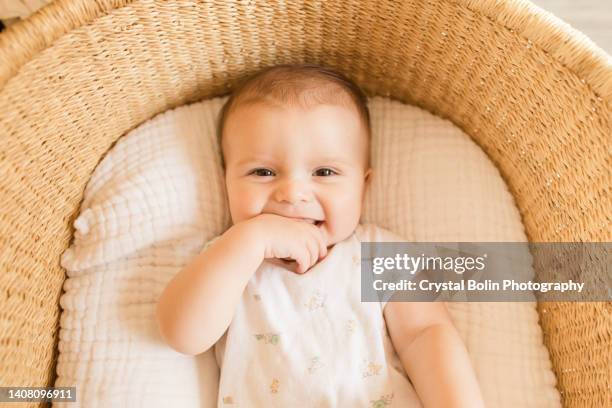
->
<box><xmin>225</xmin><ymin>219</ymin><xmax>266</xmax><ymax>261</ymax></box>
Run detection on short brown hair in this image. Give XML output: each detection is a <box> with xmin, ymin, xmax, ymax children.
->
<box><xmin>216</xmin><ymin>63</ymin><xmax>370</xmax><ymax>167</ymax></box>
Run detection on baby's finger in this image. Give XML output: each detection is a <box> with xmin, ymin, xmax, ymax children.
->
<box><xmin>304</xmin><ymin>236</ymin><xmax>319</xmax><ymax>270</ymax></box>
<box><xmin>318</xmin><ymin>224</ymin><xmax>329</xmax><ymax>247</ymax></box>
<box><xmin>295</xmin><ymin>249</ymin><xmax>311</xmax><ymax>274</ymax></box>
<box><xmin>309</xmin><ymin>224</ymin><xmax>327</xmax><ymax>260</ymax></box>
<box><xmin>317</xmin><ymin>229</ymin><xmax>328</xmax><ymax>260</ymax></box>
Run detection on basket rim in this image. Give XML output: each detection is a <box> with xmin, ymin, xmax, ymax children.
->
<box><xmin>0</xmin><ymin>0</ymin><xmax>611</xmax><ymax>100</ymax></box>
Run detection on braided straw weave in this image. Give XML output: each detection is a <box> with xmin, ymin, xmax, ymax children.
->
<box><xmin>0</xmin><ymin>0</ymin><xmax>610</xmax><ymax>406</ymax></box>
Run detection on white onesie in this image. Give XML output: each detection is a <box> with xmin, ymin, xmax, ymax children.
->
<box><xmin>207</xmin><ymin>223</ymin><xmax>423</xmax><ymax>407</ymax></box>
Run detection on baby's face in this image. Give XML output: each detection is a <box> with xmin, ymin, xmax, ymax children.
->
<box><xmin>222</xmin><ymin>102</ymin><xmax>371</xmax><ymax>246</ymax></box>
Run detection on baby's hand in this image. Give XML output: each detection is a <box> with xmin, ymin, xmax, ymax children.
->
<box><xmin>242</xmin><ymin>213</ymin><xmax>328</xmax><ymax>274</ymax></box>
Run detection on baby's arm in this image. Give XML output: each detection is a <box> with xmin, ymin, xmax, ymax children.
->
<box><xmin>155</xmin><ymin>222</ymin><xmax>264</xmax><ymax>355</ymax></box>
<box><xmin>155</xmin><ymin>214</ymin><xmax>327</xmax><ymax>356</ymax></box>
<box><xmin>384</xmin><ymin>302</ymin><xmax>485</xmax><ymax>407</ymax></box>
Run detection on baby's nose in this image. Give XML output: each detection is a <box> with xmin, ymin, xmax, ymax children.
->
<box><xmin>274</xmin><ymin>179</ymin><xmax>312</xmax><ymax>204</ymax></box>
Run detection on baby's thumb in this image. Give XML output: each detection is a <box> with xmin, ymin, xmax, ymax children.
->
<box><xmin>296</xmin><ymin>253</ymin><xmax>311</xmax><ymax>274</ymax></box>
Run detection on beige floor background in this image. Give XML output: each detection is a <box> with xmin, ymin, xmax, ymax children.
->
<box><xmin>532</xmin><ymin>0</ymin><xmax>611</xmax><ymax>54</ymax></box>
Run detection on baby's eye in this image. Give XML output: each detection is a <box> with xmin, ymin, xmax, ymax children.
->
<box><xmin>313</xmin><ymin>168</ymin><xmax>337</xmax><ymax>177</ymax></box>
<box><xmin>250</xmin><ymin>168</ymin><xmax>275</xmax><ymax>177</ymax></box>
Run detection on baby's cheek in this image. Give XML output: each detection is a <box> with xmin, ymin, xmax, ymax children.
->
<box><xmin>337</xmin><ymin>188</ymin><xmax>364</xmax><ymax>214</ymax></box>
<box><xmin>325</xmin><ymin>196</ymin><xmax>362</xmax><ymax>240</ymax></box>
<box><xmin>239</xmin><ymin>191</ymin><xmax>268</xmax><ymax>220</ymax></box>
<box><xmin>227</xmin><ymin>191</ymin><xmax>254</xmax><ymax>223</ymax></box>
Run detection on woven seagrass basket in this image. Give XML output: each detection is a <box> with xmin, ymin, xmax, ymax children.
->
<box><xmin>0</xmin><ymin>0</ymin><xmax>610</xmax><ymax>407</ymax></box>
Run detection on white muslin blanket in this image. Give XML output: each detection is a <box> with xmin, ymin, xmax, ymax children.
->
<box><xmin>54</xmin><ymin>97</ymin><xmax>561</xmax><ymax>408</ymax></box>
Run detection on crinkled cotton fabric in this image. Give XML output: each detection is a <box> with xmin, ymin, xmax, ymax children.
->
<box><xmin>56</xmin><ymin>97</ymin><xmax>561</xmax><ymax>408</ymax></box>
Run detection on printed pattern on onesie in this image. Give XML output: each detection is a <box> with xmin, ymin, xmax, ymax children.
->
<box><xmin>210</xmin><ymin>223</ymin><xmax>422</xmax><ymax>407</ymax></box>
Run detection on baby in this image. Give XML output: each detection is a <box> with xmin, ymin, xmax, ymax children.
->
<box><xmin>156</xmin><ymin>64</ymin><xmax>484</xmax><ymax>407</ymax></box>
